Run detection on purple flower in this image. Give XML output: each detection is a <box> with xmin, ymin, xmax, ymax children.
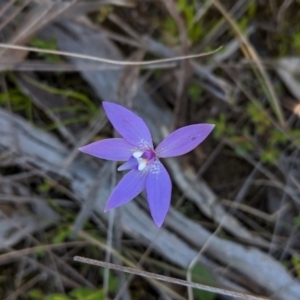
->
<box><xmin>79</xmin><ymin>102</ymin><xmax>214</xmax><ymax>227</ymax></box>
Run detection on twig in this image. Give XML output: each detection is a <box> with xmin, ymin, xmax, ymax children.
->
<box><xmin>0</xmin><ymin>0</ymin><xmax>32</xmax><ymax>32</ymax></box>
<box><xmin>0</xmin><ymin>60</ymin><xmax>178</xmax><ymax>71</ymax></box>
<box><xmin>103</xmin><ymin>162</ymin><xmax>117</xmax><ymax>299</ymax></box>
<box><xmin>0</xmin><ymin>242</ymin><xmax>88</xmax><ymax>266</ymax></box>
<box><xmin>0</xmin><ymin>43</ymin><xmax>222</xmax><ymax>66</ymax></box>
<box><xmin>77</xmin><ymin>231</ymin><xmax>185</xmax><ymax>300</ymax></box>
<box><xmin>74</xmin><ymin>256</ymin><xmax>269</xmax><ymax>300</ymax></box>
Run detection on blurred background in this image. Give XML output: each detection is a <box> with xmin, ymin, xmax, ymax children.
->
<box><xmin>1</xmin><ymin>0</ymin><xmax>300</xmax><ymax>299</ymax></box>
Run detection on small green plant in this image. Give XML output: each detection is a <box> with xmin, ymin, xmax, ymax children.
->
<box><xmin>248</xmin><ymin>2</ymin><xmax>257</xmax><ymax>17</ymax></box>
<box><xmin>246</xmin><ymin>102</ymin><xmax>271</xmax><ymax>134</ymax></box>
<box><xmin>69</xmin><ymin>287</ymin><xmax>104</xmax><ymax>300</ymax></box>
<box><xmin>260</xmin><ymin>147</ymin><xmax>281</xmax><ymax>164</ymax></box>
<box><xmin>52</xmin><ymin>226</ymin><xmax>72</xmax><ymax>244</ymax></box>
<box><xmin>237</xmin><ymin>17</ymin><xmax>249</xmax><ymax>33</ymax></box>
<box><xmin>177</xmin><ymin>0</ymin><xmax>203</xmax><ymax>43</ymax></box>
<box><xmin>29</xmin><ymin>289</ymin><xmax>44</xmax><ymax>300</ymax></box>
<box><xmin>29</xmin><ymin>36</ymin><xmax>60</xmax><ymax>63</ymax></box>
<box><xmin>96</xmin><ymin>5</ymin><xmax>114</xmax><ymax>22</ymax></box>
<box><xmin>191</xmin><ymin>264</ymin><xmax>217</xmax><ymax>300</ymax></box>
<box><xmin>160</xmin><ymin>0</ymin><xmax>205</xmax><ymax>45</ymax></box>
<box><xmin>291</xmin><ymin>256</ymin><xmax>300</xmax><ymax>278</ymax></box>
<box><xmin>0</xmin><ymin>88</ymin><xmax>33</xmax><ymax>120</ymax></box>
<box><xmin>21</xmin><ymin>75</ymin><xmax>98</xmax><ymax>130</ymax></box>
<box><xmin>45</xmin><ymin>295</ymin><xmax>71</xmax><ymax>300</ymax></box>
<box><xmin>188</xmin><ymin>82</ymin><xmax>204</xmax><ymax>102</ymax></box>
<box><xmin>294</xmin><ymin>216</ymin><xmax>300</xmax><ymax>227</ymax></box>
<box><xmin>230</xmin><ymin>136</ymin><xmax>254</xmax><ymax>156</ymax></box>
<box><xmin>208</xmin><ymin>114</ymin><xmax>235</xmax><ymax>139</ymax></box>
<box><xmin>161</xmin><ymin>16</ymin><xmax>179</xmax><ymax>45</ymax></box>
<box><xmin>292</xmin><ymin>31</ymin><xmax>300</xmax><ymax>50</ymax></box>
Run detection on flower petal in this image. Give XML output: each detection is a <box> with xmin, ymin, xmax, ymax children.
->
<box><xmin>103</xmin><ymin>101</ymin><xmax>153</xmax><ymax>148</ymax></box>
<box><xmin>79</xmin><ymin>138</ymin><xmax>133</xmax><ymax>161</ymax></box>
<box><xmin>104</xmin><ymin>169</ymin><xmax>147</xmax><ymax>211</ymax></box>
<box><xmin>117</xmin><ymin>156</ymin><xmax>138</xmax><ymax>171</ymax></box>
<box><xmin>146</xmin><ymin>161</ymin><xmax>172</xmax><ymax>227</ymax></box>
<box><xmin>155</xmin><ymin>124</ymin><xmax>215</xmax><ymax>158</ymax></box>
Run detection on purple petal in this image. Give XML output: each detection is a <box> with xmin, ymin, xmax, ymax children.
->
<box><xmin>79</xmin><ymin>138</ymin><xmax>133</xmax><ymax>161</ymax></box>
<box><xmin>104</xmin><ymin>169</ymin><xmax>147</xmax><ymax>211</ymax></box>
<box><xmin>146</xmin><ymin>161</ymin><xmax>172</xmax><ymax>227</ymax></box>
<box><xmin>117</xmin><ymin>156</ymin><xmax>138</xmax><ymax>171</ymax></box>
<box><xmin>155</xmin><ymin>124</ymin><xmax>215</xmax><ymax>158</ymax></box>
<box><xmin>103</xmin><ymin>101</ymin><xmax>153</xmax><ymax>148</ymax></box>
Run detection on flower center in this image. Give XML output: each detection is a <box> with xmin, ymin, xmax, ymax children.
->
<box><xmin>133</xmin><ymin>149</ymin><xmax>156</xmax><ymax>171</ymax></box>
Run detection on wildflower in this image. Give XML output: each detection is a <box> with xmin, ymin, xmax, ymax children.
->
<box><xmin>79</xmin><ymin>102</ymin><xmax>214</xmax><ymax>227</ymax></box>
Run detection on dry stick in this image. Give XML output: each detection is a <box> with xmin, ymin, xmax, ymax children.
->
<box><xmin>11</xmin><ymin>3</ymin><xmax>54</xmax><ymax>45</ymax></box>
<box><xmin>0</xmin><ymin>242</ymin><xmax>88</xmax><ymax>265</ymax></box>
<box><xmin>0</xmin><ymin>43</ymin><xmax>222</xmax><ymax>66</ymax></box>
<box><xmin>0</xmin><ymin>60</ymin><xmax>178</xmax><ymax>72</ymax></box>
<box><xmin>22</xmin><ymin>0</ymin><xmax>78</xmax><ymax>46</ymax></box>
<box><xmin>103</xmin><ymin>162</ymin><xmax>117</xmax><ymax>299</ymax></box>
<box><xmin>277</xmin><ymin>0</ymin><xmax>293</xmax><ymax>22</ymax></box>
<box><xmin>0</xmin><ymin>0</ymin><xmax>15</xmax><ymax>20</ymax></box>
<box><xmin>77</xmin><ymin>231</ymin><xmax>184</xmax><ymax>300</ymax></box>
<box><xmin>74</xmin><ymin>256</ymin><xmax>269</xmax><ymax>300</ymax></box>
<box><xmin>0</xmin><ymin>0</ymin><xmax>32</xmax><ymax>32</ymax></box>
<box><xmin>221</xmin><ymin>199</ymin><xmax>275</xmax><ymax>223</ymax></box>
<box><xmin>108</xmin><ymin>14</ymin><xmax>139</xmax><ymax>40</ymax></box>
